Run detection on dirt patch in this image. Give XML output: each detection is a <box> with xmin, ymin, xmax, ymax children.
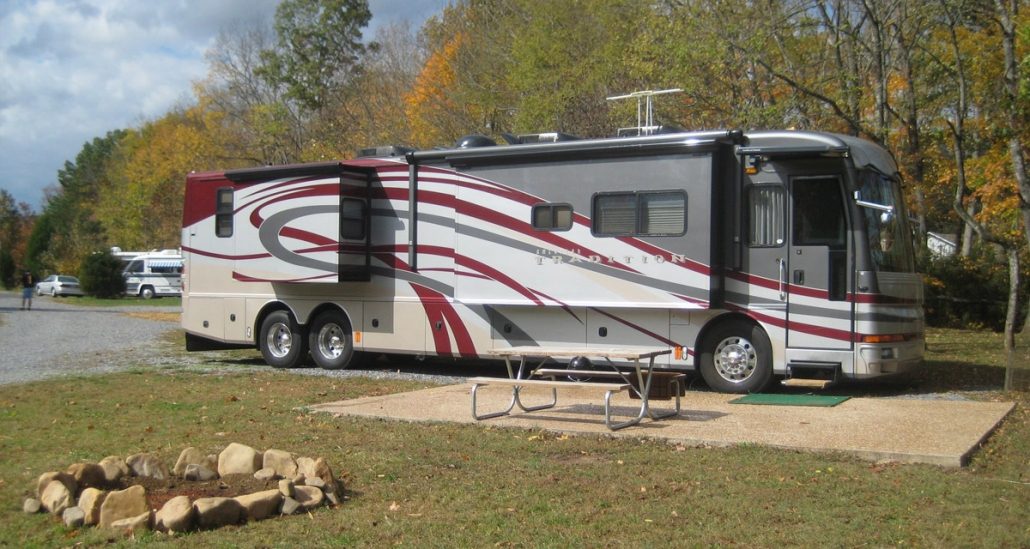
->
<box><xmin>116</xmin><ymin>474</ymin><xmax>279</xmax><ymax>510</ymax></box>
<box><xmin>122</xmin><ymin>311</ymin><xmax>180</xmax><ymax>323</ymax></box>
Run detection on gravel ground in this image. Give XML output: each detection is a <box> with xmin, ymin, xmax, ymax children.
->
<box><xmin>0</xmin><ymin>291</ymin><xmax>997</xmax><ymax>399</ymax></box>
<box><xmin>0</xmin><ymin>291</ymin><xmax>186</xmax><ymax>385</ymax></box>
<box><xmin>0</xmin><ymin>291</ymin><xmax>487</xmax><ymax>387</ymax></box>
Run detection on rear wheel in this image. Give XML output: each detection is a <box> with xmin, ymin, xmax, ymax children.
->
<box><xmin>308</xmin><ymin>309</ymin><xmax>356</xmax><ymax>370</ymax></box>
<box><xmin>699</xmin><ymin>320</ymin><xmax>774</xmax><ymax>393</ymax></box>
<box><xmin>259</xmin><ymin>310</ymin><xmax>307</xmax><ymax>369</ymax></box>
<box><xmin>50</xmin><ymin>288</ymin><xmax>57</xmax><ymax>297</ymax></box>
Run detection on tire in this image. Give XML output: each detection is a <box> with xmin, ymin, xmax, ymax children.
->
<box><xmin>566</xmin><ymin>356</ymin><xmax>594</xmax><ymax>382</ymax></box>
<box><xmin>699</xmin><ymin>319</ymin><xmax>774</xmax><ymax>393</ymax></box>
<box><xmin>36</xmin><ymin>287</ymin><xmax>43</xmax><ymax>296</ymax></box>
<box><xmin>259</xmin><ymin>310</ymin><xmax>308</xmax><ymax>369</ymax></box>
<box><xmin>139</xmin><ymin>286</ymin><xmax>155</xmax><ymax>299</ymax></box>
<box><xmin>308</xmin><ymin>309</ymin><xmax>356</xmax><ymax>370</ymax></box>
<box><xmin>50</xmin><ymin>288</ymin><xmax>57</xmax><ymax>297</ymax></box>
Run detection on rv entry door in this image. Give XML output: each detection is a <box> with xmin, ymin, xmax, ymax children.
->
<box><xmin>786</xmin><ymin>175</ymin><xmax>852</xmax><ymax>350</ymax></box>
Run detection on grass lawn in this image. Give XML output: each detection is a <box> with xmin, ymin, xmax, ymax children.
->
<box><xmin>0</xmin><ymin>328</ymin><xmax>1027</xmax><ymax>547</ymax></box>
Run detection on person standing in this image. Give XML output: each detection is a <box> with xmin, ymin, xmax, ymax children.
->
<box><xmin>20</xmin><ymin>270</ymin><xmax>34</xmax><ymax>310</ymax></box>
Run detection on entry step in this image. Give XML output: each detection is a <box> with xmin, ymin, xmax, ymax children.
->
<box><xmin>781</xmin><ymin>378</ymin><xmax>834</xmax><ymax>389</ymax></box>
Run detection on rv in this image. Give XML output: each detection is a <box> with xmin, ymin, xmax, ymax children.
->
<box><xmin>180</xmin><ymin>129</ymin><xmax>923</xmax><ymax>393</ymax></box>
<box><xmin>123</xmin><ymin>249</ymin><xmax>183</xmax><ymax>299</ymax></box>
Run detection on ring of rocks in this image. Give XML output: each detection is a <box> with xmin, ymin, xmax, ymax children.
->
<box><xmin>23</xmin><ymin>442</ymin><xmax>344</xmax><ymax>535</ymax></box>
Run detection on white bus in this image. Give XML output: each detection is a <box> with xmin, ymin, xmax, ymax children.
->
<box><xmin>123</xmin><ymin>249</ymin><xmax>183</xmax><ymax>299</ymax></box>
<box><xmin>180</xmin><ymin>129</ymin><xmax>923</xmax><ymax>393</ymax></box>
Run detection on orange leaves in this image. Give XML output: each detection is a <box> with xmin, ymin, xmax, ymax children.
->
<box><xmin>96</xmin><ymin>106</ymin><xmax>220</xmax><ymax>250</ymax></box>
<box><xmin>404</xmin><ymin>33</ymin><xmax>467</xmax><ymax>148</ymax></box>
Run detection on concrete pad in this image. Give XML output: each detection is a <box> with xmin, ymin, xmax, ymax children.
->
<box><xmin>307</xmin><ymin>384</ymin><xmax>1015</xmax><ymax>467</ymax></box>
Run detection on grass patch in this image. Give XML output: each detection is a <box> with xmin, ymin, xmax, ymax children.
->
<box><xmin>0</xmin><ymin>328</ymin><xmax>1027</xmax><ymax>546</ymax></box>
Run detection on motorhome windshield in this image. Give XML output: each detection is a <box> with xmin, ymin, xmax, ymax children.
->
<box><xmin>857</xmin><ymin>169</ymin><xmax>914</xmax><ymax>273</ymax></box>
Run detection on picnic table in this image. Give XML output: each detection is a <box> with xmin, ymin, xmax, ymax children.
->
<box><xmin>469</xmin><ymin>347</ymin><xmax>682</xmax><ymax>430</ymax></box>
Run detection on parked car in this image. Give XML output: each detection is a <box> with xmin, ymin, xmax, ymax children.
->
<box><xmin>35</xmin><ymin>275</ymin><xmax>84</xmax><ymax>297</ymax></box>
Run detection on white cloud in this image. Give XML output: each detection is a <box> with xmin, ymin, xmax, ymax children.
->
<box><xmin>0</xmin><ymin>0</ymin><xmax>280</xmax><ymax>207</ymax></box>
<box><xmin>0</xmin><ymin>0</ymin><xmax>448</xmax><ymax>209</ymax></box>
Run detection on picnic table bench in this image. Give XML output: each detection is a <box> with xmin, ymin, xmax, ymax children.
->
<box><xmin>469</xmin><ymin>347</ymin><xmax>681</xmax><ymax>430</ymax></box>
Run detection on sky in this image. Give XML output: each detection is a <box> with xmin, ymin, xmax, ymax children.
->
<box><xmin>0</xmin><ymin>0</ymin><xmax>449</xmax><ymax>211</ymax></box>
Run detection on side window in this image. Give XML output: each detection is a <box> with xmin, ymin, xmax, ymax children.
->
<box><xmin>340</xmin><ymin>198</ymin><xmax>366</xmax><ymax>240</ymax></box>
<box><xmin>593</xmin><ymin>191</ymin><xmax>686</xmax><ymax>237</ymax></box>
<box><xmin>594</xmin><ymin>193</ymin><xmax>637</xmax><ymax>235</ymax></box>
<box><xmin>639</xmin><ymin>192</ymin><xmax>686</xmax><ymax>235</ymax></box>
<box><xmin>216</xmin><ymin>188</ymin><xmax>234</xmax><ymax>238</ymax></box>
<box><xmin>792</xmin><ymin>177</ymin><xmax>846</xmax><ymax>248</ymax></box>
<box><xmin>747</xmin><ymin>185</ymin><xmax>785</xmax><ymax>247</ymax></box>
<box><xmin>531</xmin><ymin>203</ymin><xmax>573</xmax><ymax>231</ymax></box>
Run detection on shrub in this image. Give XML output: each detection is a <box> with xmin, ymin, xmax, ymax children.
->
<box><xmin>79</xmin><ymin>250</ymin><xmax>125</xmax><ymax>298</ymax></box>
<box><xmin>920</xmin><ymin>247</ymin><xmax>1028</xmax><ymax>332</ymax></box>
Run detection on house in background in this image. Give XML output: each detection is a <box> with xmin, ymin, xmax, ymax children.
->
<box><xmin>927</xmin><ymin>232</ymin><xmax>957</xmax><ymax>258</ymax></box>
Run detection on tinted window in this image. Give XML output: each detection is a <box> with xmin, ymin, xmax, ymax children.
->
<box><xmin>531</xmin><ymin>203</ymin><xmax>573</xmax><ymax>231</ymax></box>
<box><xmin>216</xmin><ymin>188</ymin><xmax>233</xmax><ymax>238</ymax></box>
<box><xmin>593</xmin><ymin>191</ymin><xmax>687</xmax><ymax>237</ymax></box>
<box><xmin>793</xmin><ymin>177</ymin><xmax>846</xmax><ymax>248</ymax></box>
<box><xmin>340</xmin><ymin>198</ymin><xmax>366</xmax><ymax>240</ymax></box>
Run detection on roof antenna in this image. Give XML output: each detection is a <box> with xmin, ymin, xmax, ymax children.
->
<box><xmin>606</xmin><ymin>88</ymin><xmax>682</xmax><ymax>136</ymax></box>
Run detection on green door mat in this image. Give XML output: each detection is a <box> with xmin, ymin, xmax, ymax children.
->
<box><xmin>729</xmin><ymin>394</ymin><xmax>851</xmax><ymax>407</ymax></box>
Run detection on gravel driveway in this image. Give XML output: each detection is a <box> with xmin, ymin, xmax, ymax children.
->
<box><xmin>0</xmin><ymin>291</ymin><xmax>183</xmax><ymax>386</ymax></box>
<box><xmin>0</xmin><ymin>291</ymin><xmax>485</xmax><ymax>387</ymax></box>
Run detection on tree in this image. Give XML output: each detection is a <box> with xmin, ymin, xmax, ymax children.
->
<box><xmin>405</xmin><ymin>0</ymin><xmax>521</xmax><ymax>146</ymax></box>
<box><xmin>0</xmin><ymin>189</ymin><xmax>32</xmax><ymax>288</ymax></box>
<box><xmin>0</xmin><ymin>250</ymin><xmax>14</xmax><ymax>289</ymax></box>
<box><xmin>96</xmin><ymin>106</ymin><xmax>221</xmax><ymax>250</ymax></box>
<box><xmin>198</xmin><ymin>21</ymin><xmax>306</xmax><ymax>165</ymax></box>
<box><xmin>258</xmin><ymin>0</ymin><xmax>373</xmax><ymax>112</ymax></box>
<box><xmin>405</xmin><ymin>31</ymin><xmax>471</xmax><ymax>147</ymax></box>
<box><xmin>993</xmin><ymin>0</ymin><xmax>1029</xmax><ymax>256</ymax></box>
<box><xmin>309</xmin><ymin>22</ymin><xmax>421</xmax><ymax>157</ymax></box>
<box><xmin>79</xmin><ymin>249</ymin><xmax>125</xmax><ymax>298</ymax></box>
<box><xmin>506</xmin><ymin>0</ymin><xmax>654</xmax><ymax>136</ymax></box>
<box><xmin>991</xmin><ymin>0</ymin><xmax>1027</xmax><ymax>388</ymax></box>
<box><xmin>27</xmin><ymin>131</ymin><xmax>127</xmax><ymax>274</ymax></box>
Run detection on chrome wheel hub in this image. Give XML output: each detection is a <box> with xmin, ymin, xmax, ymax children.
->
<box><xmin>266</xmin><ymin>322</ymin><xmax>293</xmax><ymax>358</ymax></box>
<box><xmin>713</xmin><ymin>336</ymin><xmax>757</xmax><ymax>382</ymax></box>
<box><xmin>317</xmin><ymin>323</ymin><xmax>346</xmax><ymax>359</ymax></box>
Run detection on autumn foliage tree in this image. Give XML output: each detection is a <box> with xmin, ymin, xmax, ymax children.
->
<box><xmin>24</xmin><ymin>0</ymin><xmax>1029</xmax><ymax>340</ymax></box>
<box><xmin>96</xmin><ymin>106</ymin><xmax>222</xmax><ymax>250</ymax></box>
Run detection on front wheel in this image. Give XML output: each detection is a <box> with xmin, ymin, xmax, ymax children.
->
<box><xmin>139</xmin><ymin>286</ymin><xmax>155</xmax><ymax>299</ymax></box>
<box><xmin>50</xmin><ymin>288</ymin><xmax>57</xmax><ymax>297</ymax></box>
<box><xmin>308</xmin><ymin>309</ymin><xmax>355</xmax><ymax>370</ymax></box>
<box><xmin>259</xmin><ymin>310</ymin><xmax>307</xmax><ymax>369</ymax></box>
<box><xmin>699</xmin><ymin>320</ymin><xmax>774</xmax><ymax>393</ymax></box>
